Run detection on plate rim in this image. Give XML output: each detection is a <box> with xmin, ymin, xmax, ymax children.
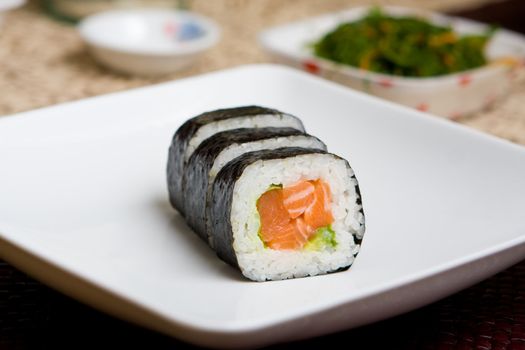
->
<box><xmin>2</xmin><ymin>226</ymin><xmax>524</xmax><ymax>348</ymax></box>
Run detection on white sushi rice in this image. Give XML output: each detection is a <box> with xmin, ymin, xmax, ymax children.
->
<box><xmin>185</xmin><ymin>114</ymin><xmax>304</xmax><ymax>162</ymax></box>
<box><xmin>230</xmin><ymin>153</ymin><xmax>365</xmax><ymax>281</ymax></box>
<box><xmin>207</xmin><ymin>135</ymin><xmax>326</xmax><ymax>247</ymax></box>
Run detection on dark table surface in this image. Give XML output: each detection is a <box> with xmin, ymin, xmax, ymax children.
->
<box><xmin>2</xmin><ymin>0</ymin><xmax>525</xmax><ymax>348</ymax></box>
<box><xmin>1</xmin><ymin>259</ymin><xmax>524</xmax><ymax>349</ymax></box>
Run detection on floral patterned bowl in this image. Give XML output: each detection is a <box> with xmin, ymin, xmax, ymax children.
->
<box><xmin>259</xmin><ymin>6</ymin><xmax>525</xmax><ymax>119</ymax></box>
<box><xmin>78</xmin><ymin>9</ymin><xmax>220</xmax><ymax>76</ymax></box>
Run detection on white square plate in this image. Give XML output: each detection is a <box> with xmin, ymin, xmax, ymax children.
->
<box><xmin>1</xmin><ymin>64</ymin><xmax>524</xmax><ymax>348</ymax></box>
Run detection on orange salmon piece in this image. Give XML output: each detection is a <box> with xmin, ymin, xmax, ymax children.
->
<box><xmin>257</xmin><ymin>188</ymin><xmax>290</xmax><ymax>243</ymax></box>
<box><xmin>257</xmin><ymin>180</ymin><xmax>334</xmax><ymax>251</ymax></box>
<box><xmin>294</xmin><ymin>216</ymin><xmax>315</xmax><ymax>240</ymax></box>
<box><xmin>266</xmin><ymin>222</ymin><xmax>303</xmax><ymax>250</ymax></box>
<box><xmin>304</xmin><ymin>180</ymin><xmax>334</xmax><ymax>229</ymax></box>
<box><xmin>282</xmin><ymin>180</ymin><xmax>315</xmax><ymax>219</ymax></box>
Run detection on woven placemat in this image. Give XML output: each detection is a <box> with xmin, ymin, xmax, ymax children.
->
<box><xmin>1</xmin><ymin>0</ymin><xmax>525</xmax><ymax>348</ymax></box>
<box><xmin>1</xmin><ymin>1</ymin><xmax>525</xmax><ymax>143</ymax></box>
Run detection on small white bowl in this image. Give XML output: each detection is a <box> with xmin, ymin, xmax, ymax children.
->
<box><xmin>0</xmin><ymin>0</ymin><xmax>25</xmax><ymax>26</ymax></box>
<box><xmin>78</xmin><ymin>9</ymin><xmax>220</xmax><ymax>76</ymax></box>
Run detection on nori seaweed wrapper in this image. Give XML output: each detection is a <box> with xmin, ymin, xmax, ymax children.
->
<box><xmin>208</xmin><ymin>147</ymin><xmax>332</xmax><ymax>268</ymax></box>
<box><xmin>208</xmin><ymin>147</ymin><xmax>365</xmax><ymax>271</ymax></box>
<box><xmin>183</xmin><ymin>127</ymin><xmax>327</xmax><ymax>243</ymax></box>
<box><xmin>166</xmin><ymin>106</ymin><xmax>305</xmax><ymax>216</ymax></box>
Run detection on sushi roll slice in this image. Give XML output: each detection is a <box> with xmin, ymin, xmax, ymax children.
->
<box><xmin>183</xmin><ymin>127</ymin><xmax>327</xmax><ymax>246</ymax></box>
<box><xmin>167</xmin><ymin>106</ymin><xmax>305</xmax><ymax>216</ymax></box>
<box><xmin>209</xmin><ymin>147</ymin><xmax>365</xmax><ymax>281</ymax></box>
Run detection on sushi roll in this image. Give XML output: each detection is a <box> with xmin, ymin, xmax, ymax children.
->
<box><xmin>209</xmin><ymin>147</ymin><xmax>365</xmax><ymax>281</ymax></box>
<box><xmin>183</xmin><ymin>127</ymin><xmax>327</xmax><ymax>246</ymax></box>
<box><xmin>167</xmin><ymin>106</ymin><xmax>305</xmax><ymax>216</ymax></box>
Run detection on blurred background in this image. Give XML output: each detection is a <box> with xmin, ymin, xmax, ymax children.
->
<box><xmin>0</xmin><ymin>2</ymin><xmax>522</xmax><ymax>111</ymax></box>
<box><xmin>1</xmin><ymin>0</ymin><xmax>525</xmax><ymax>140</ymax></box>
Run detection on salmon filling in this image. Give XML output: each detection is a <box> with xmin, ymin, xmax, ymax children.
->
<box><xmin>256</xmin><ymin>179</ymin><xmax>335</xmax><ymax>250</ymax></box>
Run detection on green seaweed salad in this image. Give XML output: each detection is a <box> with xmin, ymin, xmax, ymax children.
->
<box><xmin>313</xmin><ymin>8</ymin><xmax>494</xmax><ymax>77</ymax></box>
